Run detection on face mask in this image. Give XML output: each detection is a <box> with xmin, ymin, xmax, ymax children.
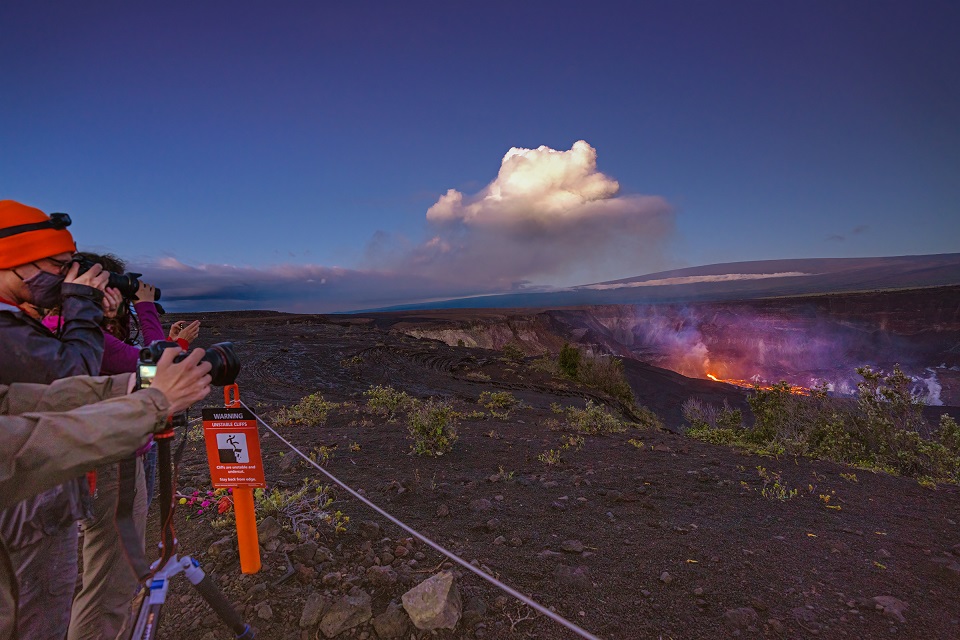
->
<box><xmin>23</xmin><ymin>269</ymin><xmax>65</xmax><ymax>308</ymax></box>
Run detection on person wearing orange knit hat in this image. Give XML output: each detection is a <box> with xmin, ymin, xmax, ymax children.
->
<box><xmin>0</xmin><ymin>199</ymin><xmax>114</xmax><ymax>640</ymax></box>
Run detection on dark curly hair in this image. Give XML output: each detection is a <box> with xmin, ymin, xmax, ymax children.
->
<box><xmin>75</xmin><ymin>251</ymin><xmax>133</xmax><ymax>341</ymax></box>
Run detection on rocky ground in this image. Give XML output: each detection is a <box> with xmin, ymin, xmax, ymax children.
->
<box><xmin>143</xmin><ymin>311</ymin><xmax>960</xmax><ymax>640</ymax></box>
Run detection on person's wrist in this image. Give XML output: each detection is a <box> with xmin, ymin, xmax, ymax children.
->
<box><xmin>61</xmin><ymin>282</ymin><xmax>105</xmax><ymax>302</ymax></box>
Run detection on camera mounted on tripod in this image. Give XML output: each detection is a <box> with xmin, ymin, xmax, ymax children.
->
<box><xmin>70</xmin><ymin>254</ymin><xmax>162</xmax><ymax>301</ymax></box>
<box><xmin>137</xmin><ymin>340</ymin><xmax>242</xmax><ymax>389</ymax></box>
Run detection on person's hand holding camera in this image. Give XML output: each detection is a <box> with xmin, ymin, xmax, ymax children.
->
<box><xmin>64</xmin><ymin>260</ymin><xmax>109</xmax><ymax>291</ymax></box>
<box><xmin>135</xmin><ymin>280</ymin><xmax>158</xmax><ymax>303</ymax></box>
<box><xmin>141</xmin><ymin>347</ymin><xmax>213</xmax><ymax>415</ymax></box>
<box><xmin>170</xmin><ymin>320</ymin><xmax>201</xmax><ymax>343</ymax></box>
<box><xmin>101</xmin><ymin>287</ymin><xmax>123</xmax><ymax>318</ymax></box>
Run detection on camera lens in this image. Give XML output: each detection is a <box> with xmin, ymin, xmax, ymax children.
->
<box><xmin>201</xmin><ymin>342</ymin><xmax>241</xmax><ymax>386</ymax></box>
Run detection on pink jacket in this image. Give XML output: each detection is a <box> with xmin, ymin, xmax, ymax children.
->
<box><xmin>43</xmin><ymin>302</ymin><xmax>188</xmax><ymax>458</ymax></box>
<box><xmin>43</xmin><ymin>302</ymin><xmax>182</xmax><ymax>374</ymax></box>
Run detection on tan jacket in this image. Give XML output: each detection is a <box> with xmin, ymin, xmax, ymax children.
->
<box><xmin>0</xmin><ymin>374</ymin><xmax>171</xmax><ymax>640</ymax></box>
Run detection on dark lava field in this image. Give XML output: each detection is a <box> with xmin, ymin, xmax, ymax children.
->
<box><xmin>150</xmin><ymin>289</ymin><xmax>960</xmax><ymax>640</ymax></box>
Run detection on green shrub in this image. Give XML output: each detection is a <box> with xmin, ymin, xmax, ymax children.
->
<box><xmin>686</xmin><ymin>425</ymin><xmax>739</xmax><ymax>446</ymax></box>
<box><xmin>407</xmin><ymin>399</ymin><xmax>459</xmax><ymax>456</ymax></box>
<box><xmin>364</xmin><ymin>385</ymin><xmax>414</xmax><ymax>421</ymax></box>
<box><xmin>938</xmin><ymin>414</ymin><xmax>960</xmax><ymax>453</ymax></box>
<box><xmin>577</xmin><ymin>354</ymin><xmax>635</xmax><ymax>406</ymax></box>
<box><xmin>478</xmin><ymin>391</ymin><xmax>521</xmax><ymax>419</ymax></box>
<box><xmin>565</xmin><ymin>400</ymin><xmax>627</xmax><ymax>435</ymax></box>
<box><xmin>275</xmin><ymin>393</ymin><xmax>339</xmax><ymax>427</ymax></box>
<box><xmin>682</xmin><ymin>366</ymin><xmax>960</xmax><ymax>484</ymax></box>
<box><xmin>558</xmin><ymin>343</ymin><xmax>581</xmax><ymax>378</ymax></box>
<box><xmin>530</xmin><ymin>355</ymin><xmax>560</xmax><ymax>376</ymax></box>
<box><xmin>501</xmin><ymin>342</ymin><xmax>525</xmax><ymax>363</ymax></box>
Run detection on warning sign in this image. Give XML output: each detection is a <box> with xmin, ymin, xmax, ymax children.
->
<box><xmin>202</xmin><ymin>407</ymin><xmax>266</xmax><ymax>488</ymax></box>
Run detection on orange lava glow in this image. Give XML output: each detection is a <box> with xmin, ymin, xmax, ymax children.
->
<box><xmin>704</xmin><ymin>372</ymin><xmax>810</xmax><ymax>395</ymax></box>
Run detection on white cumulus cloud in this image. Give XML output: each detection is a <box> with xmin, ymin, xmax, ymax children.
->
<box><xmin>407</xmin><ymin>140</ymin><xmax>674</xmax><ymax>287</ymax></box>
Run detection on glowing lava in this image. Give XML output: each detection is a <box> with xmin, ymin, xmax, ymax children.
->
<box><xmin>704</xmin><ymin>372</ymin><xmax>810</xmax><ymax>395</ymax></box>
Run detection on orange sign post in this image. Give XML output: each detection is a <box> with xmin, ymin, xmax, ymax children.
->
<box><xmin>202</xmin><ymin>384</ymin><xmax>265</xmax><ymax>574</ymax></box>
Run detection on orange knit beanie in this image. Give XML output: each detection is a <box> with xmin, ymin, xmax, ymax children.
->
<box><xmin>0</xmin><ymin>200</ymin><xmax>77</xmax><ymax>269</ymax></box>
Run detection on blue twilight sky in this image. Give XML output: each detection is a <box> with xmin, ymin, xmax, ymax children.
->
<box><xmin>1</xmin><ymin>1</ymin><xmax>958</xmax><ymax>312</ymax></box>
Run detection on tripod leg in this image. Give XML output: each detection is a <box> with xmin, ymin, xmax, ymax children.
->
<box><xmin>128</xmin><ymin>579</ymin><xmax>166</xmax><ymax>640</ymax></box>
<box><xmin>183</xmin><ymin>559</ymin><xmax>256</xmax><ymax>639</ymax></box>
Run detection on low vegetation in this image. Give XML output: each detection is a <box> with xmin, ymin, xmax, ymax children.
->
<box><xmin>683</xmin><ymin>365</ymin><xmax>960</xmax><ymax>484</ymax></box>
<box><xmin>564</xmin><ymin>400</ymin><xmax>628</xmax><ymax>435</ymax></box>
<box><xmin>500</xmin><ymin>342</ymin><xmax>525</xmax><ymax>363</ymax></box>
<box><xmin>364</xmin><ymin>385</ymin><xmax>415</xmax><ymax>421</ymax></box>
<box><xmin>479</xmin><ymin>390</ymin><xmax>522</xmax><ymax>419</ymax></box>
<box><xmin>254</xmin><ymin>479</ymin><xmax>347</xmax><ymax>537</ymax></box>
<box><xmin>549</xmin><ymin>343</ymin><xmax>664</xmax><ymax>428</ymax></box>
<box><xmin>406</xmin><ymin>398</ymin><xmax>460</xmax><ymax>456</ymax></box>
<box><xmin>274</xmin><ymin>392</ymin><xmax>339</xmax><ymax>427</ymax></box>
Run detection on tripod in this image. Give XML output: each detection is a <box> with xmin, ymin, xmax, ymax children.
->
<box><xmin>128</xmin><ymin>416</ymin><xmax>255</xmax><ymax>639</ymax></box>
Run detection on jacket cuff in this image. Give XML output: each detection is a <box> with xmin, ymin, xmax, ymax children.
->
<box><xmin>135</xmin><ymin>387</ymin><xmax>174</xmax><ymax>432</ymax></box>
<box><xmin>61</xmin><ymin>282</ymin><xmax>105</xmax><ymax>304</ymax></box>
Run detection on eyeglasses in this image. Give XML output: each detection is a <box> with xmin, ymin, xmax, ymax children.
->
<box><xmin>38</xmin><ymin>255</ymin><xmax>72</xmax><ymax>274</ymax></box>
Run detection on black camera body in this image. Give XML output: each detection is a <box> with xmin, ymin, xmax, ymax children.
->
<box><xmin>72</xmin><ymin>254</ymin><xmax>162</xmax><ymax>301</ymax></box>
<box><xmin>137</xmin><ymin>341</ymin><xmax>241</xmax><ymax>389</ymax></box>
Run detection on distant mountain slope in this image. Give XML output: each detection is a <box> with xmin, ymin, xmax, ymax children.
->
<box><xmin>360</xmin><ymin>253</ymin><xmax>960</xmax><ymax>311</ymax></box>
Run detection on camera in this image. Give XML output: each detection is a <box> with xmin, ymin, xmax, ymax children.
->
<box><xmin>71</xmin><ymin>254</ymin><xmax>162</xmax><ymax>301</ymax></box>
<box><xmin>137</xmin><ymin>341</ymin><xmax>241</xmax><ymax>388</ymax></box>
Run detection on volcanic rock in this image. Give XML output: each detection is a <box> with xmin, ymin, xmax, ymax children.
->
<box><xmin>299</xmin><ymin>592</ymin><xmax>329</xmax><ymax>628</ymax></box>
<box><xmin>245</xmin><ymin>582</ymin><xmax>267</xmax><ymax>599</ymax></box>
<box><xmin>257</xmin><ymin>516</ymin><xmax>282</xmax><ymax>541</ymax></box>
<box><xmin>470</xmin><ymin>498</ymin><xmax>493</xmax><ymax>512</ymax></box>
<box><xmin>366</xmin><ymin>564</ymin><xmax>398</xmax><ymax>586</ymax></box>
<box><xmin>319</xmin><ymin>588</ymin><xmax>372</xmax><ymax>638</ymax></box>
<box><xmin>255</xmin><ymin>602</ymin><xmax>273</xmax><ymax>621</ymax></box>
<box><xmin>292</xmin><ymin>541</ymin><xmax>319</xmax><ymax>564</ymax></box>
<box><xmin>462</xmin><ymin>596</ymin><xmax>488</xmax><ymax>627</ymax></box>
<box><xmin>553</xmin><ymin>565</ymin><xmax>591</xmax><ymax>589</ymax></box>
<box><xmin>871</xmin><ymin>596</ymin><xmax>908</xmax><ymax>623</ymax></box>
<box><xmin>358</xmin><ymin>520</ymin><xmax>381</xmax><ymax>539</ymax></box>
<box><xmin>561</xmin><ymin>539</ymin><xmax>584</xmax><ymax>553</ymax></box>
<box><xmin>723</xmin><ymin>607</ymin><xmax>757</xmax><ymax>629</ymax></box>
<box><xmin>372</xmin><ymin>602</ymin><xmax>410</xmax><ymax>639</ymax></box>
<box><xmin>401</xmin><ymin>571</ymin><xmax>462</xmax><ymax>630</ymax></box>
<box><xmin>207</xmin><ymin>536</ymin><xmax>234</xmax><ymax>556</ymax></box>
<box><xmin>931</xmin><ymin>556</ymin><xmax>960</xmax><ymax>582</ymax></box>
<box><xmin>322</xmin><ymin>571</ymin><xmax>341</xmax><ymax>586</ymax></box>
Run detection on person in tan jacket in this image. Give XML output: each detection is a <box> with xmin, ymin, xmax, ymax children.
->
<box><xmin>0</xmin><ymin>347</ymin><xmax>213</xmax><ymax>640</ymax></box>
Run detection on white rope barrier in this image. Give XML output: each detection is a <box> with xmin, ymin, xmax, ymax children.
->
<box><xmin>238</xmin><ymin>400</ymin><xmax>602</xmax><ymax>640</ymax></box>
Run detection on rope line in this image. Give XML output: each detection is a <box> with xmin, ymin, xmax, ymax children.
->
<box><xmin>238</xmin><ymin>400</ymin><xmax>602</xmax><ymax>640</ymax></box>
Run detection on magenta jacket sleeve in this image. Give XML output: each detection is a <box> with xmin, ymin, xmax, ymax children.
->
<box><xmin>99</xmin><ymin>303</ymin><xmax>166</xmax><ymax>375</ymax></box>
<box><xmin>134</xmin><ymin>301</ymin><xmax>166</xmax><ymax>346</ymax></box>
